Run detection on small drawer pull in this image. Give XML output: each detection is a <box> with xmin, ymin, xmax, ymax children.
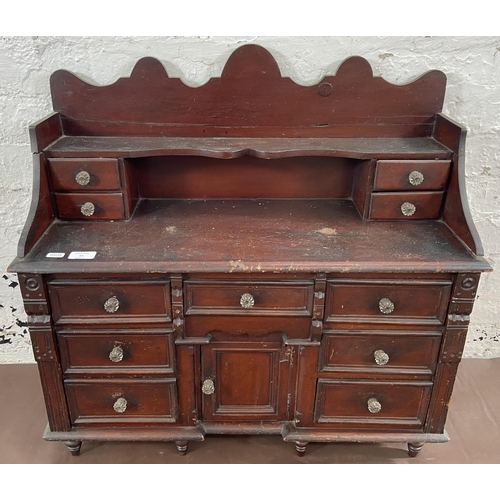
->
<box><xmin>75</xmin><ymin>170</ymin><xmax>91</xmax><ymax>186</ymax></box>
<box><xmin>367</xmin><ymin>397</ymin><xmax>382</xmax><ymax>414</ymax></box>
<box><xmin>104</xmin><ymin>296</ymin><xmax>120</xmax><ymax>313</ymax></box>
<box><xmin>240</xmin><ymin>293</ymin><xmax>255</xmax><ymax>309</ymax></box>
<box><xmin>80</xmin><ymin>201</ymin><xmax>95</xmax><ymax>217</ymax></box>
<box><xmin>374</xmin><ymin>349</ymin><xmax>389</xmax><ymax>365</ymax></box>
<box><xmin>378</xmin><ymin>298</ymin><xmax>394</xmax><ymax>315</ymax></box>
<box><xmin>202</xmin><ymin>379</ymin><xmax>215</xmax><ymax>395</ymax></box>
<box><xmin>109</xmin><ymin>345</ymin><xmax>124</xmax><ymax>363</ymax></box>
<box><xmin>408</xmin><ymin>171</ymin><xmax>424</xmax><ymax>186</ymax></box>
<box><xmin>113</xmin><ymin>397</ymin><xmax>127</xmax><ymax>413</ymax></box>
<box><xmin>401</xmin><ymin>202</ymin><xmax>416</xmax><ymax>216</ymax></box>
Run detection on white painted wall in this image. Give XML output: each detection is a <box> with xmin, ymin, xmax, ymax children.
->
<box><xmin>1</xmin><ymin>36</ymin><xmax>499</xmax><ymax>363</ymax></box>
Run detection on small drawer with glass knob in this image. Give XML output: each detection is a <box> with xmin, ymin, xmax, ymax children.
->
<box><xmin>48</xmin><ymin>158</ymin><xmax>121</xmax><ymax>191</ymax></box>
<box><xmin>54</xmin><ymin>192</ymin><xmax>125</xmax><ymax>220</ymax></box>
<box><xmin>47</xmin><ymin>280</ymin><xmax>172</xmax><ymax>325</ymax></box>
<box><xmin>368</xmin><ymin>191</ymin><xmax>444</xmax><ymax>220</ymax></box>
<box><xmin>318</xmin><ymin>331</ymin><xmax>441</xmax><ymax>376</ymax></box>
<box><xmin>314</xmin><ymin>379</ymin><xmax>433</xmax><ymax>428</ymax></box>
<box><xmin>57</xmin><ymin>330</ymin><xmax>175</xmax><ymax>375</ymax></box>
<box><xmin>374</xmin><ymin>160</ymin><xmax>451</xmax><ymax>191</ymax></box>
<box><xmin>324</xmin><ymin>279</ymin><xmax>452</xmax><ymax>325</ymax></box>
<box><xmin>64</xmin><ymin>378</ymin><xmax>179</xmax><ymax>426</ymax></box>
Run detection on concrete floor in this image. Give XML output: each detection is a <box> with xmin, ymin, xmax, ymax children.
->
<box><xmin>1</xmin><ymin>359</ymin><xmax>499</xmax><ymax>464</ymax></box>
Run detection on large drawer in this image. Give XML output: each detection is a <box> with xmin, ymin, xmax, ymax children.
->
<box><xmin>48</xmin><ymin>280</ymin><xmax>171</xmax><ymax>325</ymax></box>
<box><xmin>319</xmin><ymin>331</ymin><xmax>441</xmax><ymax>376</ymax></box>
<box><xmin>65</xmin><ymin>378</ymin><xmax>178</xmax><ymax>426</ymax></box>
<box><xmin>184</xmin><ymin>280</ymin><xmax>314</xmax><ymax>316</ymax></box>
<box><xmin>57</xmin><ymin>330</ymin><xmax>175</xmax><ymax>375</ymax></box>
<box><xmin>48</xmin><ymin>158</ymin><xmax>121</xmax><ymax>191</ymax></box>
<box><xmin>314</xmin><ymin>379</ymin><xmax>432</xmax><ymax>428</ymax></box>
<box><xmin>374</xmin><ymin>160</ymin><xmax>450</xmax><ymax>191</ymax></box>
<box><xmin>324</xmin><ymin>279</ymin><xmax>452</xmax><ymax>325</ymax></box>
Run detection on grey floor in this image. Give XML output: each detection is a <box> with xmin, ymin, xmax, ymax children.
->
<box><xmin>1</xmin><ymin>359</ymin><xmax>499</xmax><ymax>464</ymax></box>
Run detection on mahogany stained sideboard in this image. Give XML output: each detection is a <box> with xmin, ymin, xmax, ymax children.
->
<box><xmin>9</xmin><ymin>45</ymin><xmax>491</xmax><ymax>458</ymax></box>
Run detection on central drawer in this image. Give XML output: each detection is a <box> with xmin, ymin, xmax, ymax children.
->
<box><xmin>184</xmin><ymin>280</ymin><xmax>314</xmax><ymax>316</ymax></box>
<box><xmin>48</xmin><ymin>280</ymin><xmax>171</xmax><ymax>325</ymax></box>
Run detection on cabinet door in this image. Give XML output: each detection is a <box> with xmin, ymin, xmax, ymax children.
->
<box><xmin>201</xmin><ymin>342</ymin><xmax>290</xmax><ymax>421</ymax></box>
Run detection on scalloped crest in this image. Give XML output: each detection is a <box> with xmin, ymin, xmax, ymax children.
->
<box><xmin>50</xmin><ymin>44</ymin><xmax>447</xmax><ymax>138</ymax></box>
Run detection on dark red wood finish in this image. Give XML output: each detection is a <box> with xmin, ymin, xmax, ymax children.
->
<box><xmin>8</xmin><ymin>45</ymin><xmax>491</xmax><ymax>458</ymax></box>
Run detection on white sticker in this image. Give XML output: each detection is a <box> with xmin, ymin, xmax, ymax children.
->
<box><xmin>68</xmin><ymin>251</ymin><xmax>97</xmax><ymax>260</ymax></box>
<box><xmin>46</xmin><ymin>252</ymin><xmax>65</xmax><ymax>258</ymax></box>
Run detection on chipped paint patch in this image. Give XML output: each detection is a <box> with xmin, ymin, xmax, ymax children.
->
<box><xmin>315</xmin><ymin>228</ymin><xmax>337</xmax><ymax>235</ymax></box>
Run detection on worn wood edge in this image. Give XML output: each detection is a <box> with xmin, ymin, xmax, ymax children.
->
<box><xmin>282</xmin><ymin>425</ymin><xmax>449</xmax><ymax>443</ymax></box>
<box><xmin>434</xmin><ymin>113</ymin><xmax>484</xmax><ymax>257</ymax></box>
<box><xmin>42</xmin><ymin>424</ymin><xmax>205</xmax><ymax>442</ymax></box>
<box><xmin>29</xmin><ymin>112</ymin><xmax>63</xmax><ymax>153</ymax></box>
<box><xmin>14</xmin><ymin>154</ymin><xmax>55</xmax><ymax>260</ymax></box>
<box><xmin>200</xmin><ymin>423</ymin><xmax>284</xmax><ymax>435</ymax></box>
<box><xmin>44</xmin><ymin>136</ymin><xmax>453</xmax><ymax>160</ymax></box>
<box><xmin>8</xmin><ymin>258</ymin><xmax>492</xmax><ymax>275</ymax></box>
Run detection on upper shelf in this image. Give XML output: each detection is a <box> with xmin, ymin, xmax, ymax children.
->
<box><xmin>41</xmin><ymin>44</ymin><xmax>448</xmax><ymax>144</ymax></box>
<box><xmin>44</xmin><ymin>136</ymin><xmax>452</xmax><ymax>160</ymax></box>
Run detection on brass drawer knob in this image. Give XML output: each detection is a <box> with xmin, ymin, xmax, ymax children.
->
<box><xmin>202</xmin><ymin>379</ymin><xmax>215</xmax><ymax>395</ymax></box>
<box><xmin>408</xmin><ymin>170</ymin><xmax>424</xmax><ymax>186</ymax></box>
<box><xmin>240</xmin><ymin>293</ymin><xmax>255</xmax><ymax>309</ymax></box>
<box><xmin>367</xmin><ymin>397</ymin><xmax>382</xmax><ymax>414</ymax></box>
<box><xmin>374</xmin><ymin>349</ymin><xmax>389</xmax><ymax>365</ymax></box>
<box><xmin>75</xmin><ymin>170</ymin><xmax>91</xmax><ymax>186</ymax></box>
<box><xmin>109</xmin><ymin>345</ymin><xmax>124</xmax><ymax>363</ymax></box>
<box><xmin>378</xmin><ymin>298</ymin><xmax>394</xmax><ymax>314</ymax></box>
<box><xmin>81</xmin><ymin>201</ymin><xmax>95</xmax><ymax>217</ymax></box>
<box><xmin>401</xmin><ymin>202</ymin><xmax>416</xmax><ymax>216</ymax></box>
<box><xmin>113</xmin><ymin>397</ymin><xmax>127</xmax><ymax>413</ymax></box>
<box><xmin>104</xmin><ymin>296</ymin><xmax>120</xmax><ymax>313</ymax></box>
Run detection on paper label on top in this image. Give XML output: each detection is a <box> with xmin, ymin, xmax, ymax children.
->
<box><xmin>46</xmin><ymin>252</ymin><xmax>65</xmax><ymax>258</ymax></box>
<box><xmin>68</xmin><ymin>251</ymin><xmax>97</xmax><ymax>260</ymax></box>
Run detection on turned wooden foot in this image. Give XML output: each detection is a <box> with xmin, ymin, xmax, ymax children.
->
<box><xmin>408</xmin><ymin>442</ymin><xmax>424</xmax><ymax>457</ymax></box>
<box><xmin>175</xmin><ymin>440</ymin><xmax>189</xmax><ymax>456</ymax></box>
<box><xmin>295</xmin><ymin>441</ymin><xmax>309</xmax><ymax>457</ymax></box>
<box><xmin>65</xmin><ymin>440</ymin><xmax>82</xmax><ymax>456</ymax></box>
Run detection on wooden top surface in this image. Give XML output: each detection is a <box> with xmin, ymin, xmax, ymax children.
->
<box><xmin>10</xmin><ymin>199</ymin><xmax>490</xmax><ymax>274</ymax></box>
<box><xmin>45</xmin><ymin>136</ymin><xmax>452</xmax><ymax>159</ymax></box>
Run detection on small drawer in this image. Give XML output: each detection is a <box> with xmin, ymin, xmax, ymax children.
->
<box><xmin>369</xmin><ymin>191</ymin><xmax>443</xmax><ymax>220</ymax></box>
<box><xmin>55</xmin><ymin>192</ymin><xmax>125</xmax><ymax>220</ymax></box>
<box><xmin>57</xmin><ymin>330</ymin><xmax>175</xmax><ymax>375</ymax></box>
<box><xmin>314</xmin><ymin>379</ymin><xmax>432</xmax><ymax>428</ymax></box>
<box><xmin>184</xmin><ymin>280</ymin><xmax>314</xmax><ymax>316</ymax></box>
<box><xmin>65</xmin><ymin>378</ymin><xmax>178</xmax><ymax>426</ymax></box>
<box><xmin>374</xmin><ymin>160</ymin><xmax>451</xmax><ymax>191</ymax></box>
<box><xmin>324</xmin><ymin>279</ymin><xmax>452</xmax><ymax>325</ymax></box>
<box><xmin>48</xmin><ymin>158</ymin><xmax>121</xmax><ymax>191</ymax></box>
<box><xmin>319</xmin><ymin>331</ymin><xmax>441</xmax><ymax>376</ymax></box>
<box><xmin>48</xmin><ymin>280</ymin><xmax>171</xmax><ymax>325</ymax></box>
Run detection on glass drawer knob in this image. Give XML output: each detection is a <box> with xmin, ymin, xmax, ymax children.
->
<box><xmin>75</xmin><ymin>170</ymin><xmax>91</xmax><ymax>186</ymax></box>
<box><xmin>401</xmin><ymin>202</ymin><xmax>416</xmax><ymax>216</ymax></box>
<box><xmin>113</xmin><ymin>397</ymin><xmax>127</xmax><ymax>413</ymax></box>
<box><xmin>240</xmin><ymin>293</ymin><xmax>255</xmax><ymax>308</ymax></box>
<box><xmin>81</xmin><ymin>201</ymin><xmax>95</xmax><ymax>217</ymax></box>
<box><xmin>374</xmin><ymin>349</ymin><xmax>389</xmax><ymax>365</ymax></box>
<box><xmin>109</xmin><ymin>345</ymin><xmax>124</xmax><ymax>363</ymax></box>
<box><xmin>367</xmin><ymin>397</ymin><xmax>382</xmax><ymax>413</ymax></box>
<box><xmin>202</xmin><ymin>379</ymin><xmax>215</xmax><ymax>395</ymax></box>
<box><xmin>379</xmin><ymin>298</ymin><xmax>394</xmax><ymax>314</ymax></box>
<box><xmin>408</xmin><ymin>171</ymin><xmax>424</xmax><ymax>186</ymax></box>
<box><xmin>104</xmin><ymin>296</ymin><xmax>120</xmax><ymax>313</ymax></box>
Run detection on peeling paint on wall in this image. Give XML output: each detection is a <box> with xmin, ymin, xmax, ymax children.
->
<box><xmin>1</xmin><ymin>36</ymin><xmax>499</xmax><ymax>362</ymax></box>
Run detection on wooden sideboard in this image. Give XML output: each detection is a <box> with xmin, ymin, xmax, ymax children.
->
<box><xmin>9</xmin><ymin>45</ymin><xmax>491</xmax><ymax>458</ymax></box>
